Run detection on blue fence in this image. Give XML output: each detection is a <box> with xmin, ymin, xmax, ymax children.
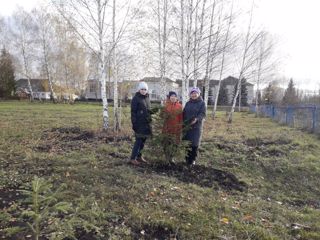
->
<box><xmin>250</xmin><ymin>105</ymin><xmax>320</xmax><ymax>134</ymax></box>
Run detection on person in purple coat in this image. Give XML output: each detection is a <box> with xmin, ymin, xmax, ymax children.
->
<box><xmin>183</xmin><ymin>87</ymin><xmax>206</xmax><ymax>165</ymax></box>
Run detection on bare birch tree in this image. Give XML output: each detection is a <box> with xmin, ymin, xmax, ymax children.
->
<box><xmin>203</xmin><ymin>0</ymin><xmax>218</xmax><ymax>108</ymax></box>
<box><xmin>10</xmin><ymin>8</ymin><xmax>36</xmax><ymax>101</ymax></box>
<box><xmin>33</xmin><ymin>7</ymin><xmax>57</xmax><ymax>103</ymax></box>
<box><xmin>175</xmin><ymin>0</ymin><xmax>196</xmax><ymax>106</ymax></box>
<box><xmin>157</xmin><ymin>0</ymin><xmax>170</xmax><ymax>101</ymax></box>
<box><xmin>112</xmin><ymin>0</ymin><xmax>120</xmax><ymax>131</ymax></box>
<box><xmin>52</xmin><ymin>14</ymin><xmax>87</xmax><ymax>101</ymax></box>
<box><xmin>53</xmin><ymin>0</ymin><xmax>133</xmax><ymax>130</ymax></box>
<box><xmin>179</xmin><ymin>0</ymin><xmax>187</xmax><ymax>105</ymax></box>
<box><xmin>212</xmin><ymin>0</ymin><xmax>234</xmax><ymax>119</ymax></box>
<box><xmin>253</xmin><ymin>31</ymin><xmax>275</xmax><ymax>116</ymax></box>
<box><xmin>192</xmin><ymin>0</ymin><xmax>206</xmax><ymax>88</ymax></box>
<box><xmin>0</xmin><ymin>17</ymin><xmax>7</xmax><ymax>51</ymax></box>
<box><xmin>185</xmin><ymin>0</ymin><xmax>194</xmax><ymax>102</ymax></box>
<box><xmin>110</xmin><ymin>0</ymin><xmax>134</xmax><ymax>131</ymax></box>
<box><xmin>53</xmin><ymin>0</ymin><xmax>112</xmax><ymax>129</ymax></box>
<box><xmin>227</xmin><ymin>0</ymin><xmax>261</xmax><ymax>123</ymax></box>
<box><xmin>52</xmin><ymin>14</ymin><xmax>71</xmax><ymax>99</ymax></box>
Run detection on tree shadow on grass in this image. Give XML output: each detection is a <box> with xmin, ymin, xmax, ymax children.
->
<box><xmin>136</xmin><ymin>162</ymin><xmax>247</xmax><ymax>192</ymax></box>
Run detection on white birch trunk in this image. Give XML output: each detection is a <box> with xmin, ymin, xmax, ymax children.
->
<box><xmin>255</xmin><ymin>76</ymin><xmax>260</xmax><ymax>117</ymax></box>
<box><xmin>21</xmin><ymin>47</ymin><xmax>34</xmax><ymax>101</ymax></box>
<box><xmin>255</xmin><ymin>31</ymin><xmax>275</xmax><ymax>117</ymax></box>
<box><xmin>161</xmin><ymin>0</ymin><xmax>168</xmax><ymax>100</ymax></box>
<box><xmin>14</xmin><ymin>11</ymin><xmax>34</xmax><ymax>101</ymax></box>
<box><xmin>193</xmin><ymin>0</ymin><xmax>206</xmax><ymax>88</ymax></box>
<box><xmin>40</xmin><ymin>28</ymin><xmax>56</xmax><ymax>103</ymax></box>
<box><xmin>228</xmin><ymin>1</ymin><xmax>254</xmax><ymax>123</ymax></box>
<box><xmin>255</xmin><ymin>53</ymin><xmax>263</xmax><ymax>117</ymax></box>
<box><xmin>98</xmin><ymin>1</ymin><xmax>109</xmax><ymax>130</ymax></box>
<box><xmin>53</xmin><ymin>0</ymin><xmax>116</xmax><ymax>129</ymax></box>
<box><xmin>180</xmin><ymin>0</ymin><xmax>188</xmax><ymax>106</ymax></box>
<box><xmin>113</xmin><ymin>0</ymin><xmax>120</xmax><ymax>131</ymax></box>
<box><xmin>26</xmin><ymin>78</ymin><xmax>34</xmax><ymax>101</ymax></box>
<box><xmin>238</xmin><ymin>78</ymin><xmax>242</xmax><ymax>111</ymax></box>
<box><xmin>212</xmin><ymin>1</ymin><xmax>233</xmax><ymax>119</ymax></box>
<box><xmin>193</xmin><ymin>0</ymin><xmax>198</xmax><ymax>88</ymax></box>
<box><xmin>203</xmin><ymin>0</ymin><xmax>216</xmax><ymax>108</ymax></box>
<box><xmin>228</xmin><ymin>72</ymin><xmax>242</xmax><ymax>123</ymax></box>
<box><xmin>157</xmin><ymin>0</ymin><xmax>166</xmax><ymax>102</ymax></box>
<box><xmin>185</xmin><ymin>0</ymin><xmax>193</xmax><ymax>102</ymax></box>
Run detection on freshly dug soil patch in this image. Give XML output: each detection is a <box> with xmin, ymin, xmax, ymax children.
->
<box><xmin>51</xmin><ymin>127</ymin><xmax>82</xmax><ymax>134</ymax></box>
<box><xmin>139</xmin><ymin>163</ymin><xmax>247</xmax><ymax>192</ymax></box>
<box><xmin>35</xmin><ymin>127</ymin><xmax>132</xmax><ymax>153</ymax></box>
<box><xmin>130</xmin><ymin>223</ymin><xmax>179</xmax><ymax>240</ymax></box>
<box><xmin>286</xmin><ymin>199</ymin><xmax>320</xmax><ymax>209</ymax></box>
<box><xmin>206</xmin><ymin>137</ymin><xmax>297</xmax><ymax>159</ymax></box>
<box><xmin>47</xmin><ymin>127</ymin><xmax>95</xmax><ymax>141</ymax></box>
<box><xmin>105</xmin><ymin>135</ymin><xmax>132</xmax><ymax>143</ymax></box>
<box><xmin>245</xmin><ymin>137</ymin><xmax>292</xmax><ymax>147</ymax></box>
<box><xmin>0</xmin><ymin>188</ymin><xmax>23</xmax><ymax>209</ymax></box>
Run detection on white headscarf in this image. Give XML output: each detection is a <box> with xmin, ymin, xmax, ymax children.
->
<box><xmin>137</xmin><ymin>81</ymin><xmax>148</xmax><ymax>91</ymax></box>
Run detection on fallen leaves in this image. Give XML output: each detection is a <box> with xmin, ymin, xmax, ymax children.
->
<box><xmin>241</xmin><ymin>214</ymin><xmax>255</xmax><ymax>223</ymax></box>
<box><xmin>220</xmin><ymin>217</ymin><xmax>230</xmax><ymax>224</ymax></box>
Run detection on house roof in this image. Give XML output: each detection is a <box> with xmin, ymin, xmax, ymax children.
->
<box><xmin>16</xmin><ymin>79</ymin><xmax>49</xmax><ymax>92</ymax></box>
<box><xmin>140</xmin><ymin>77</ymin><xmax>175</xmax><ymax>83</ymax></box>
<box><xmin>223</xmin><ymin>76</ymin><xmax>254</xmax><ymax>86</ymax></box>
<box><xmin>176</xmin><ymin>79</ymin><xmax>221</xmax><ymax>87</ymax></box>
<box><xmin>176</xmin><ymin>76</ymin><xmax>254</xmax><ymax>87</ymax></box>
<box><xmin>86</xmin><ymin>76</ymin><xmax>254</xmax><ymax>87</ymax></box>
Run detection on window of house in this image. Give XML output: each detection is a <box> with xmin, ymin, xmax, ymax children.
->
<box><xmin>89</xmin><ymin>83</ymin><xmax>96</xmax><ymax>92</ymax></box>
<box><xmin>151</xmin><ymin>89</ymin><xmax>158</xmax><ymax>99</ymax></box>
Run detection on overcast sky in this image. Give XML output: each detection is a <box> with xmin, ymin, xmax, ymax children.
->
<box><xmin>1</xmin><ymin>0</ymin><xmax>319</xmax><ymax>90</ymax></box>
<box><xmin>254</xmin><ymin>0</ymin><xmax>320</xmax><ymax>90</ymax></box>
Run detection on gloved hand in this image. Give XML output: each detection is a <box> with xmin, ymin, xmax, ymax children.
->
<box><xmin>190</xmin><ymin>118</ymin><xmax>198</xmax><ymax>125</ymax></box>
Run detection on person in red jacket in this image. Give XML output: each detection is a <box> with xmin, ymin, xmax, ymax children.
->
<box><xmin>161</xmin><ymin>91</ymin><xmax>183</xmax><ymax>164</ymax></box>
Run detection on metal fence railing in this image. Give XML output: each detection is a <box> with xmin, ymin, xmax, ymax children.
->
<box><xmin>250</xmin><ymin>105</ymin><xmax>320</xmax><ymax>134</ymax></box>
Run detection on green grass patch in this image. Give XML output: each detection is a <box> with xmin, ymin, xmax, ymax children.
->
<box><xmin>0</xmin><ymin>101</ymin><xmax>319</xmax><ymax>239</ymax></box>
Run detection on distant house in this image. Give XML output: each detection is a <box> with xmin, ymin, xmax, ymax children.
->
<box><xmin>16</xmin><ymin>78</ymin><xmax>79</xmax><ymax>101</ymax></box>
<box><xmin>16</xmin><ymin>79</ymin><xmax>52</xmax><ymax>100</ymax></box>
<box><xmin>85</xmin><ymin>79</ymin><xmax>138</xmax><ymax>100</ymax></box>
<box><xmin>85</xmin><ymin>77</ymin><xmax>179</xmax><ymax>101</ymax></box>
<box><xmin>136</xmin><ymin>77</ymin><xmax>179</xmax><ymax>101</ymax></box>
<box><xmin>216</xmin><ymin>76</ymin><xmax>254</xmax><ymax>105</ymax></box>
<box><xmin>175</xmin><ymin>79</ymin><xmax>219</xmax><ymax>103</ymax></box>
<box><xmin>85</xmin><ymin>79</ymin><xmax>101</xmax><ymax>100</ymax></box>
<box><xmin>176</xmin><ymin>76</ymin><xmax>254</xmax><ymax>105</ymax></box>
<box><xmin>84</xmin><ymin>76</ymin><xmax>253</xmax><ymax>104</ymax></box>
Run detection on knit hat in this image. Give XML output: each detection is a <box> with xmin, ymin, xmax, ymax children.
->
<box><xmin>189</xmin><ymin>87</ymin><xmax>201</xmax><ymax>95</ymax></box>
<box><xmin>137</xmin><ymin>81</ymin><xmax>148</xmax><ymax>91</ymax></box>
<box><xmin>168</xmin><ymin>91</ymin><xmax>177</xmax><ymax>97</ymax></box>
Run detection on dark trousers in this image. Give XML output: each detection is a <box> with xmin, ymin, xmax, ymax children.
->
<box><xmin>130</xmin><ymin>136</ymin><xmax>147</xmax><ymax>160</ymax></box>
<box><xmin>186</xmin><ymin>146</ymin><xmax>198</xmax><ymax>164</ymax></box>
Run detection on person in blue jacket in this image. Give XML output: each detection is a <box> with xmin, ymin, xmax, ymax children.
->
<box><xmin>183</xmin><ymin>87</ymin><xmax>206</xmax><ymax>165</ymax></box>
<box><xmin>129</xmin><ymin>82</ymin><xmax>152</xmax><ymax>165</ymax></box>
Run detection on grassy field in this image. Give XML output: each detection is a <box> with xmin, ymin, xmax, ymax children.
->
<box><xmin>0</xmin><ymin>101</ymin><xmax>320</xmax><ymax>240</ymax></box>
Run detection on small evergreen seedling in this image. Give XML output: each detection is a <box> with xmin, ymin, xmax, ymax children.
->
<box><xmin>19</xmin><ymin>176</ymin><xmax>71</xmax><ymax>240</ymax></box>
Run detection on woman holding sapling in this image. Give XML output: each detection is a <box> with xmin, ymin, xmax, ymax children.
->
<box><xmin>161</xmin><ymin>91</ymin><xmax>183</xmax><ymax>164</ymax></box>
<box><xmin>183</xmin><ymin>87</ymin><xmax>206</xmax><ymax>165</ymax></box>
